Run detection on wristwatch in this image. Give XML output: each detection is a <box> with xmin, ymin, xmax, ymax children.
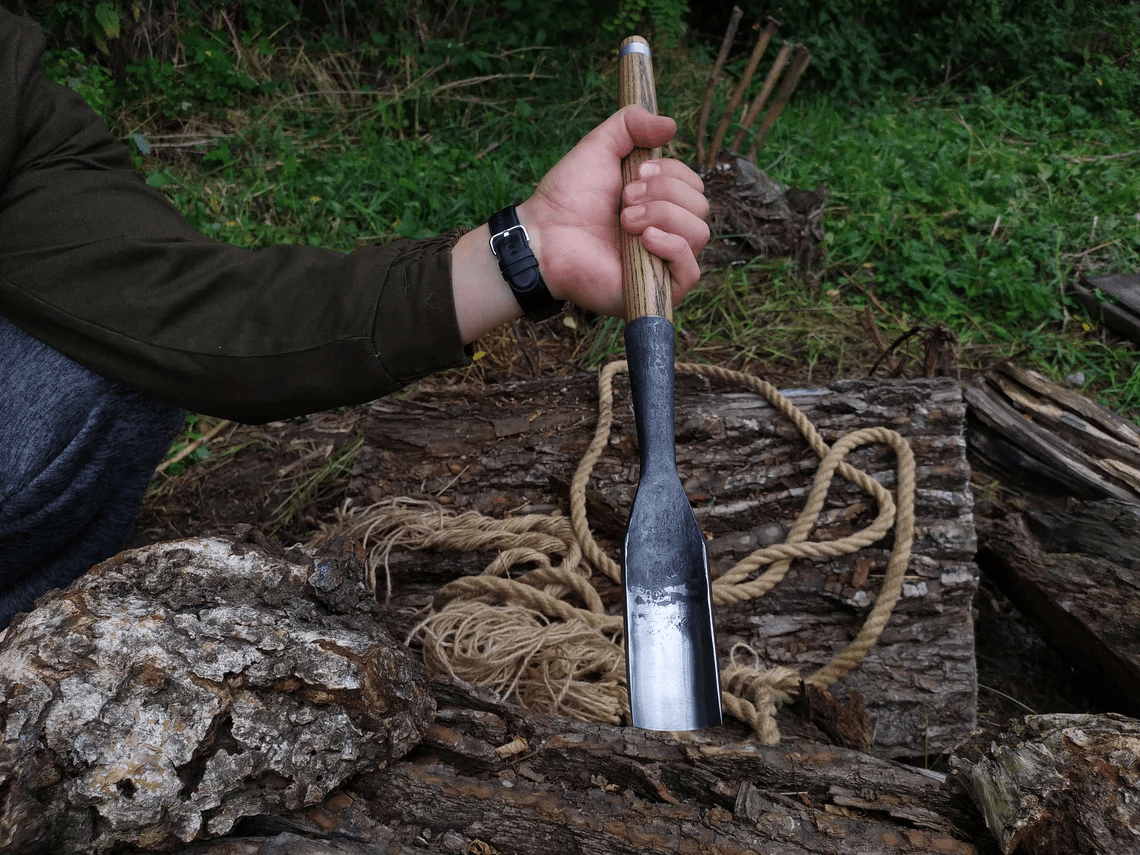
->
<box><xmin>488</xmin><ymin>206</ymin><xmax>566</xmax><ymax>322</ymax></box>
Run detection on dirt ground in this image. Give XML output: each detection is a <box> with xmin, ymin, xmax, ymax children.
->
<box><xmin>132</xmin><ymin>303</ymin><xmax>1108</xmax><ymax>756</ymax></box>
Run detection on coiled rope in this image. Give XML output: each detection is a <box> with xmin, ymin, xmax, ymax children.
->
<box><xmin>318</xmin><ymin>361</ymin><xmax>915</xmax><ymax>743</ymax></box>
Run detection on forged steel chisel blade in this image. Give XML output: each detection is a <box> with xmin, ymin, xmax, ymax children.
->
<box><xmin>622</xmin><ymin>315</ymin><xmax>722</xmax><ymax>730</ymax></box>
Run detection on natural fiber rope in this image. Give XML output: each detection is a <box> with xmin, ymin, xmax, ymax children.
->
<box><xmin>317</xmin><ymin>361</ymin><xmax>916</xmax><ymax>743</ymax></box>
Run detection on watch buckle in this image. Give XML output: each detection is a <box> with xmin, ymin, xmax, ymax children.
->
<box><xmin>489</xmin><ymin>223</ymin><xmax>530</xmax><ymax>257</ymax></box>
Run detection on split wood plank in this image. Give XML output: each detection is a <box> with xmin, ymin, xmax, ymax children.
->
<box><xmin>965</xmin><ymin>362</ymin><xmax>1140</xmax><ymax>503</ymax></box>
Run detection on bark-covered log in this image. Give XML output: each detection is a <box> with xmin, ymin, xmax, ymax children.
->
<box><xmin>179</xmin><ymin>676</ymin><xmax>986</xmax><ymax>855</ymax></box>
<box><xmin>348</xmin><ymin>375</ymin><xmax>978</xmax><ymax>758</ymax></box>
<box><xmin>136</xmin><ymin>375</ymin><xmax>978</xmax><ymax>759</ymax></box>
<box><xmin>975</xmin><ymin>501</ymin><xmax>1140</xmax><ymax>718</ymax></box>
<box><xmin>0</xmin><ymin>532</ymin><xmax>434</xmax><ymax>855</ymax></box>
<box><xmin>952</xmin><ymin>713</ymin><xmax>1140</xmax><ymax>855</ymax></box>
<box><xmin>352</xmin><ymin>678</ymin><xmax>980</xmax><ymax>855</ymax></box>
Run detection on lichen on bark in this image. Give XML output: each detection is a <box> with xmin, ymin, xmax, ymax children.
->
<box><xmin>0</xmin><ymin>531</ymin><xmax>434</xmax><ymax>854</ymax></box>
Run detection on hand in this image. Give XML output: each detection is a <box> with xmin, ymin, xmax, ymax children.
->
<box><xmin>450</xmin><ymin>107</ymin><xmax>709</xmax><ymax>343</ymax></box>
<box><xmin>519</xmin><ymin>106</ymin><xmax>710</xmax><ymax>319</ymax></box>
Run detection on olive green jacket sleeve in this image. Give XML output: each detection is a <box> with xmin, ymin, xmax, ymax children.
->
<box><xmin>0</xmin><ymin>8</ymin><xmax>472</xmax><ymax>423</ymax></box>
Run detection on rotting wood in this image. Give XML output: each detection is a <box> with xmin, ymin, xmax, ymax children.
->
<box><xmin>0</xmin><ymin>532</ymin><xmax>434</xmax><ymax>855</ymax></box>
<box><xmin>975</xmin><ymin>500</ymin><xmax>1140</xmax><ymax>718</ymax></box>
<box><xmin>1070</xmin><ymin>272</ymin><xmax>1140</xmax><ymax>347</ymax></box>
<box><xmin>965</xmin><ymin>362</ymin><xmax>1140</xmax><ymax>503</ymax></box>
<box><xmin>700</xmin><ymin>153</ymin><xmax>826</xmax><ymax>269</ymax></box>
<box><xmin>952</xmin><ymin>712</ymin><xmax>1140</xmax><ymax>855</ymax></box>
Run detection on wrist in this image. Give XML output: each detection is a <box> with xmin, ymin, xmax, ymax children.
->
<box><xmin>488</xmin><ymin>205</ymin><xmax>566</xmax><ymax>322</ymax></box>
<box><xmin>451</xmin><ymin>225</ymin><xmax>522</xmax><ymax>344</ymax></box>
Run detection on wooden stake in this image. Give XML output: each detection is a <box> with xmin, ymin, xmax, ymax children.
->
<box><xmin>748</xmin><ymin>44</ymin><xmax>812</xmax><ymax>161</ymax></box>
<box><xmin>730</xmin><ymin>40</ymin><xmax>792</xmax><ymax>154</ymax></box>
<box><xmin>696</xmin><ymin>6</ymin><xmax>744</xmax><ymax>168</ymax></box>
<box><xmin>705</xmin><ymin>16</ymin><xmax>779</xmax><ymax>169</ymax></box>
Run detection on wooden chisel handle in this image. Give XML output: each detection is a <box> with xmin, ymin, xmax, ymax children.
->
<box><xmin>619</xmin><ymin>36</ymin><xmax>673</xmax><ymax>323</ymax></box>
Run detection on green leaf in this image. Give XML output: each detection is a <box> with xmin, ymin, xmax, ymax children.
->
<box><xmin>146</xmin><ymin>170</ymin><xmax>171</xmax><ymax>188</ymax></box>
<box><xmin>94</xmin><ymin>3</ymin><xmax>120</xmax><ymax>40</ymax></box>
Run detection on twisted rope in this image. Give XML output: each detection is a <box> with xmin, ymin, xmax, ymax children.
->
<box><xmin>317</xmin><ymin>361</ymin><xmax>915</xmax><ymax>743</ymax></box>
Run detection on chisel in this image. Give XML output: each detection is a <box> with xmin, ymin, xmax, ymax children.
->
<box><xmin>618</xmin><ymin>35</ymin><xmax>722</xmax><ymax>731</ymax></box>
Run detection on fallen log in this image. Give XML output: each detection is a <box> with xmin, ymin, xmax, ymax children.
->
<box><xmin>0</xmin><ymin>532</ymin><xmax>992</xmax><ymax>854</ymax></box>
<box><xmin>0</xmin><ymin>533</ymin><xmax>434</xmax><ymax>855</ymax></box>
<box><xmin>952</xmin><ymin>712</ymin><xmax>1140</xmax><ymax>855</ymax></box>
<box><xmin>178</xmin><ymin>676</ymin><xmax>985</xmax><ymax>855</ymax></box>
<box><xmin>343</xmin><ymin>374</ymin><xmax>977</xmax><ymax>759</ymax></box>
<box><xmin>137</xmin><ymin>374</ymin><xmax>978</xmax><ymax>759</ymax></box>
<box><xmin>975</xmin><ymin>500</ymin><xmax>1140</xmax><ymax>718</ymax></box>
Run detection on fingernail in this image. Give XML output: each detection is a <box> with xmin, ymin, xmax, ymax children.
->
<box><xmin>626</xmin><ymin>181</ymin><xmax>647</xmax><ymax>202</ymax></box>
<box><xmin>625</xmin><ymin>205</ymin><xmax>646</xmax><ymax>222</ymax></box>
<box><xmin>639</xmin><ymin>162</ymin><xmax>661</xmax><ymax>178</ymax></box>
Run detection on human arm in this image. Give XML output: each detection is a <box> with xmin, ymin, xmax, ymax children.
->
<box><xmin>0</xmin><ymin>9</ymin><xmax>708</xmax><ymax>423</ymax></box>
<box><xmin>0</xmin><ymin>8</ymin><xmax>470</xmax><ymax>424</ymax></box>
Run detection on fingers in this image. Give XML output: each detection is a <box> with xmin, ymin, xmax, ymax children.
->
<box><xmin>634</xmin><ymin>157</ymin><xmax>705</xmax><ymax>193</ymax></box>
<box><xmin>588</xmin><ymin>106</ymin><xmax>675</xmax><ymax>162</ymax></box>
<box><xmin>640</xmin><ymin>226</ymin><xmax>702</xmax><ymax>292</ymax></box>
<box><xmin>623</xmin><ymin>168</ymin><xmax>709</xmax><ymax>219</ymax></box>
<box><xmin>621</xmin><ymin>199</ymin><xmax>709</xmax><ymax>255</ymax></box>
<box><xmin>621</xmin><ymin>105</ymin><xmax>677</xmax><ymax>150</ymax></box>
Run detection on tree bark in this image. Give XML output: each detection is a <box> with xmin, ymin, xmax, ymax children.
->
<box><xmin>349</xmin><ymin>374</ymin><xmax>978</xmax><ymax>759</ymax></box>
<box><xmin>137</xmin><ymin>375</ymin><xmax>977</xmax><ymax>760</ymax></box>
<box><xmin>952</xmin><ymin>713</ymin><xmax>1140</xmax><ymax>855</ymax></box>
<box><xmin>178</xmin><ymin>676</ymin><xmax>988</xmax><ymax>855</ymax></box>
<box><xmin>0</xmin><ymin>532</ymin><xmax>434</xmax><ymax>855</ymax></box>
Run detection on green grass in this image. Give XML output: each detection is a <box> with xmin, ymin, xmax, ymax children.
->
<box><xmin>122</xmin><ymin>46</ymin><xmax>607</xmax><ymax>249</ymax></box>
<box><xmin>756</xmin><ymin>88</ymin><xmax>1140</xmax><ymax>406</ymax></box>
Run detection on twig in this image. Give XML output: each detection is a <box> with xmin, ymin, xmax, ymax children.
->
<box><xmin>697</xmin><ymin>5</ymin><xmax>744</xmax><ymax>168</ymax></box>
<box><xmin>977</xmin><ymin>682</ymin><xmax>1037</xmax><ymax>715</ymax></box>
<box><xmin>731</xmin><ymin>41</ymin><xmax>792</xmax><ymax>153</ymax></box>
<box><xmin>748</xmin><ymin>44</ymin><xmax>812</xmax><ymax>160</ymax></box>
<box><xmin>1066</xmin><ymin>148</ymin><xmax>1140</xmax><ymax>163</ymax></box>
<box><xmin>706</xmin><ymin>16</ymin><xmax>779</xmax><ymax>169</ymax></box>
<box><xmin>860</xmin><ymin>305</ymin><xmax>898</xmax><ymax>376</ymax></box>
<box><xmin>155</xmin><ymin>419</ymin><xmax>231</xmax><ymax>475</ymax></box>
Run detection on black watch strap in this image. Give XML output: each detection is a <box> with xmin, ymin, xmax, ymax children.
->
<box><xmin>488</xmin><ymin>206</ymin><xmax>566</xmax><ymax>323</ymax></box>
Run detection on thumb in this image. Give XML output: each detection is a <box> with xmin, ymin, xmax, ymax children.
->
<box><xmin>586</xmin><ymin>106</ymin><xmax>677</xmax><ymax>160</ymax></box>
<box><xmin>621</xmin><ymin>105</ymin><xmax>677</xmax><ymax>150</ymax></box>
